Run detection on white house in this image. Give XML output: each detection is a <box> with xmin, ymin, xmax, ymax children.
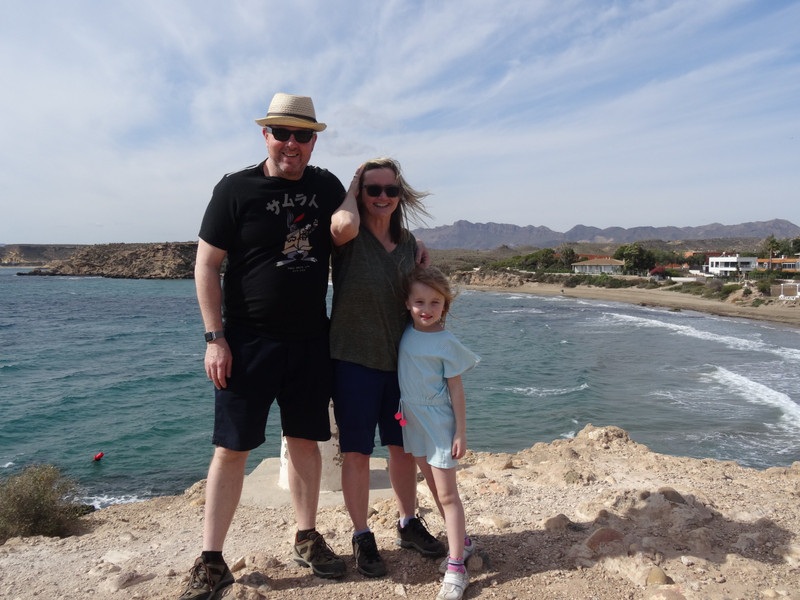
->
<box><xmin>572</xmin><ymin>258</ymin><xmax>624</xmax><ymax>275</ymax></box>
<box><xmin>704</xmin><ymin>254</ymin><xmax>757</xmax><ymax>277</ymax></box>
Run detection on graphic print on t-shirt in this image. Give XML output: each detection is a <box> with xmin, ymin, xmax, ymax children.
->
<box><xmin>276</xmin><ymin>209</ymin><xmax>319</xmax><ymax>267</ymax></box>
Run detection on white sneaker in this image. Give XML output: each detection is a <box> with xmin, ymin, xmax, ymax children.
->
<box><xmin>438</xmin><ymin>540</ymin><xmax>476</xmax><ymax>574</ymax></box>
<box><xmin>436</xmin><ymin>569</ymin><xmax>469</xmax><ymax>600</ymax></box>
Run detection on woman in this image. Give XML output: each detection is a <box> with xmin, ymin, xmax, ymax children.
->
<box><xmin>330</xmin><ymin>158</ymin><xmax>443</xmax><ymax>578</ymax></box>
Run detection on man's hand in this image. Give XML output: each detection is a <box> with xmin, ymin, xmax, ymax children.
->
<box><xmin>205</xmin><ymin>338</ymin><xmax>232</xmax><ymax>390</ymax></box>
<box><xmin>415</xmin><ymin>240</ymin><xmax>431</xmax><ymax>267</ymax></box>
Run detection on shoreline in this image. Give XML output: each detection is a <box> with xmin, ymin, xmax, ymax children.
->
<box><xmin>464</xmin><ymin>281</ymin><xmax>800</xmax><ymax>329</ymax></box>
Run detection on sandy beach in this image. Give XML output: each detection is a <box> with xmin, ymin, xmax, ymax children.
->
<box><xmin>463</xmin><ymin>279</ymin><xmax>800</xmax><ymax>330</ymax></box>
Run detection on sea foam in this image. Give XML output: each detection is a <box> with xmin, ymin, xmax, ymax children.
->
<box><xmin>604</xmin><ymin>312</ymin><xmax>800</xmax><ymax>363</ymax></box>
<box><xmin>709</xmin><ymin>366</ymin><xmax>800</xmax><ymax>428</ymax></box>
<box><xmin>505</xmin><ymin>382</ymin><xmax>589</xmax><ymax>397</ymax></box>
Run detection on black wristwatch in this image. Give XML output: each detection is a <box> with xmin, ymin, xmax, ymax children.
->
<box><xmin>204</xmin><ymin>330</ymin><xmax>225</xmax><ymax>343</ymax></box>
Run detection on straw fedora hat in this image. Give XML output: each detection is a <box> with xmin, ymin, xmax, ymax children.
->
<box><xmin>254</xmin><ymin>93</ymin><xmax>327</xmax><ymax>131</ymax></box>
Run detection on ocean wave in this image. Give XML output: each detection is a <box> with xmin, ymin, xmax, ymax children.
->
<box><xmin>604</xmin><ymin>312</ymin><xmax>800</xmax><ymax>363</ymax></box>
<box><xmin>709</xmin><ymin>367</ymin><xmax>800</xmax><ymax>428</ymax></box>
<box><xmin>83</xmin><ymin>493</ymin><xmax>148</xmax><ymax>510</ymax></box>
<box><xmin>680</xmin><ymin>429</ymin><xmax>791</xmax><ymax>467</ymax></box>
<box><xmin>501</xmin><ymin>294</ymin><xmax>535</xmax><ymax>300</ymax></box>
<box><xmin>504</xmin><ymin>382</ymin><xmax>589</xmax><ymax>397</ymax></box>
<box><xmin>491</xmin><ymin>308</ymin><xmax>544</xmax><ymax>315</ymax></box>
<box><xmin>2</xmin><ymin>462</ymin><xmax>15</xmax><ymax>469</ymax></box>
<box><xmin>560</xmin><ymin>419</ymin><xmax>580</xmax><ymax>439</ymax></box>
<box><xmin>649</xmin><ymin>389</ymin><xmax>678</xmax><ymax>401</ymax></box>
<box><xmin>576</xmin><ymin>299</ymin><xmax>615</xmax><ymax>308</ymax></box>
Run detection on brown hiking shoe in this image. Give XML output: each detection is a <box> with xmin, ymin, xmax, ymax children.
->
<box><xmin>292</xmin><ymin>531</ymin><xmax>346</xmax><ymax>579</ymax></box>
<box><xmin>178</xmin><ymin>556</ymin><xmax>234</xmax><ymax>600</ymax></box>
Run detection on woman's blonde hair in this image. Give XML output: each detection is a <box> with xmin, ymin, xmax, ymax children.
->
<box><xmin>403</xmin><ymin>266</ymin><xmax>457</xmax><ymax>325</ymax></box>
<box><xmin>357</xmin><ymin>157</ymin><xmax>431</xmax><ymax>244</ymax></box>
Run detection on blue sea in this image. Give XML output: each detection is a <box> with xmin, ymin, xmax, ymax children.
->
<box><xmin>2</xmin><ymin>267</ymin><xmax>799</xmax><ymax>508</ymax></box>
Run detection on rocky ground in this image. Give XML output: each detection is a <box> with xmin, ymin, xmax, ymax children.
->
<box><xmin>2</xmin><ymin>425</ymin><xmax>799</xmax><ymax>600</ymax></box>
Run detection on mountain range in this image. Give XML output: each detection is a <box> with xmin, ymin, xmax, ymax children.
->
<box><xmin>412</xmin><ymin>219</ymin><xmax>800</xmax><ymax>250</ymax></box>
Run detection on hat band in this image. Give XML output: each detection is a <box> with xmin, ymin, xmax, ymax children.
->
<box><xmin>267</xmin><ymin>111</ymin><xmax>318</xmax><ymax>123</ymax></box>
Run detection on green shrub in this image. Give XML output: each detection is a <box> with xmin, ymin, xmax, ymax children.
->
<box><xmin>676</xmin><ymin>281</ymin><xmax>705</xmax><ymax>295</ymax></box>
<box><xmin>0</xmin><ymin>464</ymin><xmax>83</xmax><ymax>541</ymax></box>
<box><xmin>640</xmin><ymin>280</ymin><xmax>662</xmax><ymax>289</ymax></box>
<box><xmin>720</xmin><ymin>283</ymin><xmax>741</xmax><ymax>300</ymax></box>
<box><xmin>742</xmin><ymin>287</ymin><xmax>752</xmax><ymax>296</ymax></box>
<box><xmin>752</xmin><ymin>298</ymin><xmax>765</xmax><ymax>307</ymax></box>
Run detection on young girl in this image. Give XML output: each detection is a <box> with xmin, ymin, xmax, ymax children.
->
<box><xmin>396</xmin><ymin>266</ymin><xmax>480</xmax><ymax>600</ymax></box>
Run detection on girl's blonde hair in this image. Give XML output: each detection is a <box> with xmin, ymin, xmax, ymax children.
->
<box><xmin>403</xmin><ymin>266</ymin><xmax>457</xmax><ymax>325</ymax></box>
<box><xmin>357</xmin><ymin>157</ymin><xmax>431</xmax><ymax>244</ymax></box>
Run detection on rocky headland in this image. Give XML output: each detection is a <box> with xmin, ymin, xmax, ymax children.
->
<box><xmin>1</xmin><ymin>425</ymin><xmax>798</xmax><ymax>600</ymax></box>
<box><xmin>16</xmin><ymin>242</ymin><xmax>196</xmax><ymax>279</ymax></box>
<box><xmin>0</xmin><ymin>243</ymin><xmax>86</xmax><ymax>266</ymax></box>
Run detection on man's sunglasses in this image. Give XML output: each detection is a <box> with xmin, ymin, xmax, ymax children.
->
<box><xmin>266</xmin><ymin>127</ymin><xmax>315</xmax><ymax>144</ymax></box>
<box><xmin>363</xmin><ymin>184</ymin><xmax>401</xmax><ymax>198</ymax></box>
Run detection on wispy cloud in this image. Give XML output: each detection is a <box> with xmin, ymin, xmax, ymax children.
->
<box><xmin>1</xmin><ymin>0</ymin><xmax>798</xmax><ymax>243</ymax></box>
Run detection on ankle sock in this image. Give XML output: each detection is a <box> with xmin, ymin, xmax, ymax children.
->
<box><xmin>201</xmin><ymin>550</ymin><xmax>224</xmax><ymax>564</ymax></box>
<box><xmin>399</xmin><ymin>516</ymin><xmax>413</xmax><ymax>528</ymax></box>
<box><xmin>447</xmin><ymin>557</ymin><xmax>466</xmax><ymax>573</ymax></box>
<box><xmin>354</xmin><ymin>527</ymin><xmax>371</xmax><ymax>537</ymax></box>
<box><xmin>296</xmin><ymin>528</ymin><xmax>316</xmax><ymax>543</ymax></box>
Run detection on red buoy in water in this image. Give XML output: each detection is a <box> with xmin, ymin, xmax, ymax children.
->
<box><xmin>93</xmin><ymin>452</ymin><xmax>104</xmax><ymax>461</ymax></box>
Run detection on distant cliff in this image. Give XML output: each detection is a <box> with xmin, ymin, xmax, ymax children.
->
<box><xmin>0</xmin><ymin>244</ymin><xmax>87</xmax><ymax>266</ymax></box>
<box><xmin>18</xmin><ymin>242</ymin><xmax>196</xmax><ymax>279</ymax></box>
<box><xmin>413</xmin><ymin>218</ymin><xmax>800</xmax><ymax>250</ymax></box>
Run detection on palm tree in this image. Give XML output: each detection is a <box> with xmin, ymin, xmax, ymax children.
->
<box><xmin>764</xmin><ymin>235</ymin><xmax>781</xmax><ymax>270</ymax></box>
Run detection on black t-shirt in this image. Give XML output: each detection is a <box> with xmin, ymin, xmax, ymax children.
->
<box><xmin>198</xmin><ymin>161</ymin><xmax>344</xmax><ymax>340</ymax></box>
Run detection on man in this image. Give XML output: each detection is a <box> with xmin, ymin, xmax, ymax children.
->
<box><xmin>180</xmin><ymin>93</ymin><xmax>358</xmax><ymax>600</ymax></box>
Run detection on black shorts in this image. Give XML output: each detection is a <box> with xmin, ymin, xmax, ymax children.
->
<box><xmin>212</xmin><ymin>326</ymin><xmax>332</xmax><ymax>451</ymax></box>
<box><xmin>332</xmin><ymin>360</ymin><xmax>404</xmax><ymax>455</ymax></box>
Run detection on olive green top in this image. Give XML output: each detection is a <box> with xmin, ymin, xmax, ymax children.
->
<box><xmin>329</xmin><ymin>226</ymin><xmax>417</xmax><ymax>372</ymax></box>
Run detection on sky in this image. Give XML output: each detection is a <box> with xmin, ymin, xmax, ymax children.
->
<box><xmin>1</xmin><ymin>0</ymin><xmax>798</xmax><ymax>244</ymax></box>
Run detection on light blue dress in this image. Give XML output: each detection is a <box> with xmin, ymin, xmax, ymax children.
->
<box><xmin>398</xmin><ymin>325</ymin><xmax>480</xmax><ymax>468</ymax></box>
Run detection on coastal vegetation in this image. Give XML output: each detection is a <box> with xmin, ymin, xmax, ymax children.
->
<box><xmin>468</xmin><ymin>235</ymin><xmax>800</xmax><ymax>279</ymax></box>
<box><xmin>0</xmin><ymin>464</ymin><xmax>86</xmax><ymax>543</ymax></box>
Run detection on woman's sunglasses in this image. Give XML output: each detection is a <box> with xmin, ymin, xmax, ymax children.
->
<box><xmin>363</xmin><ymin>185</ymin><xmax>401</xmax><ymax>198</ymax></box>
<box><xmin>266</xmin><ymin>127</ymin><xmax>315</xmax><ymax>144</ymax></box>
